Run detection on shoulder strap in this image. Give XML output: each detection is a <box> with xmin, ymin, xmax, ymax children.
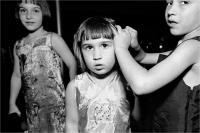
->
<box><xmin>46</xmin><ymin>32</ymin><xmax>53</xmax><ymax>47</ymax></box>
<box><xmin>180</xmin><ymin>36</ymin><xmax>200</xmax><ymax>44</ymax></box>
<box><xmin>191</xmin><ymin>36</ymin><xmax>200</xmax><ymax>41</ymax></box>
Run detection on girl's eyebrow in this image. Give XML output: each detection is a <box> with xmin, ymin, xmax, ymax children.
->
<box><xmin>100</xmin><ymin>40</ymin><xmax>112</xmax><ymax>43</ymax></box>
<box><xmin>82</xmin><ymin>39</ymin><xmax>113</xmax><ymax>45</ymax></box>
<box><xmin>81</xmin><ymin>43</ymin><xmax>92</xmax><ymax>47</ymax></box>
<box><xmin>33</xmin><ymin>6</ymin><xmax>41</xmax><ymax>10</ymax></box>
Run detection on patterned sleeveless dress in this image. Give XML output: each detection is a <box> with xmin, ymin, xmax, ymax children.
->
<box><xmin>15</xmin><ymin>32</ymin><xmax>66</xmax><ymax>133</ymax></box>
<box><xmin>152</xmin><ymin>36</ymin><xmax>200</xmax><ymax>132</ymax></box>
<box><xmin>74</xmin><ymin>71</ymin><xmax>131</xmax><ymax>133</ymax></box>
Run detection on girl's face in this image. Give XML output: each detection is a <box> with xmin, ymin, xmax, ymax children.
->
<box><xmin>165</xmin><ymin>0</ymin><xmax>200</xmax><ymax>36</ymax></box>
<box><xmin>19</xmin><ymin>2</ymin><xmax>43</xmax><ymax>31</ymax></box>
<box><xmin>81</xmin><ymin>38</ymin><xmax>116</xmax><ymax>76</ymax></box>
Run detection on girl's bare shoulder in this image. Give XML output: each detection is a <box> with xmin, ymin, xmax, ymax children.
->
<box><xmin>176</xmin><ymin>38</ymin><xmax>200</xmax><ymax>61</ymax></box>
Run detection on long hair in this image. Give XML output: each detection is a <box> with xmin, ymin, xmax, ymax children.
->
<box><xmin>73</xmin><ymin>17</ymin><xmax>116</xmax><ymax>73</ymax></box>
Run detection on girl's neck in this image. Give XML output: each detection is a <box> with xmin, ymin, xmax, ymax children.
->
<box><xmin>27</xmin><ymin>26</ymin><xmax>47</xmax><ymax>41</ymax></box>
<box><xmin>88</xmin><ymin>70</ymin><xmax>117</xmax><ymax>87</ymax></box>
<box><xmin>89</xmin><ymin>69</ymin><xmax>117</xmax><ymax>79</ymax></box>
<box><xmin>182</xmin><ymin>27</ymin><xmax>200</xmax><ymax>41</ymax></box>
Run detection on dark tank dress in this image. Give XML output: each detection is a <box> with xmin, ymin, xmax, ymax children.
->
<box><xmin>152</xmin><ymin>36</ymin><xmax>200</xmax><ymax>132</ymax></box>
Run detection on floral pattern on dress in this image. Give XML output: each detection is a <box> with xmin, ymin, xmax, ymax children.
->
<box><xmin>75</xmin><ymin>72</ymin><xmax>131</xmax><ymax>133</ymax></box>
<box><xmin>15</xmin><ymin>33</ymin><xmax>65</xmax><ymax>133</ymax></box>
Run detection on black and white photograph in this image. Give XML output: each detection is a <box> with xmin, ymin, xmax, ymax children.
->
<box><xmin>1</xmin><ymin>0</ymin><xmax>200</xmax><ymax>132</ymax></box>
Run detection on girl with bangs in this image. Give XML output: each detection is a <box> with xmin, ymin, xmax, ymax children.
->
<box><xmin>9</xmin><ymin>0</ymin><xmax>76</xmax><ymax>132</ymax></box>
<box><xmin>65</xmin><ymin>17</ymin><xmax>139</xmax><ymax>133</ymax></box>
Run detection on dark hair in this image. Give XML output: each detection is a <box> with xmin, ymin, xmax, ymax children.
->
<box><xmin>73</xmin><ymin>17</ymin><xmax>116</xmax><ymax>72</ymax></box>
<box><xmin>15</xmin><ymin>0</ymin><xmax>51</xmax><ymax>26</ymax></box>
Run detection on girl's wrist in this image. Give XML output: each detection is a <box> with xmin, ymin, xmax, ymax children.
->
<box><xmin>134</xmin><ymin>45</ymin><xmax>141</xmax><ymax>51</ymax></box>
<box><xmin>135</xmin><ymin>49</ymin><xmax>146</xmax><ymax>62</ymax></box>
<box><xmin>9</xmin><ymin>100</ymin><xmax>16</xmax><ymax>106</ymax></box>
<box><xmin>115</xmin><ymin>46</ymin><xmax>129</xmax><ymax>52</ymax></box>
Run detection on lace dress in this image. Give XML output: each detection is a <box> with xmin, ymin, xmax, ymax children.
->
<box><xmin>74</xmin><ymin>72</ymin><xmax>131</xmax><ymax>133</ymax></box>
<box><xmin>15</xmin><ymin>32</ymin><xmax>66</xmax><ymax>133</ymax></box>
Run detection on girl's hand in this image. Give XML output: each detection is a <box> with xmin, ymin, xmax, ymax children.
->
<box><xmin>9</xmin><ymin>104</ymin><xmax>21</xmax><ymax>116</ymax></box>
<box><xmin>112</xmin><ymin>25</ymin><xmax>131</xmax><ymax>50</ymax></box>
<box><xmin>126</xmin><ymin>26</ymin><xmax>140</xmax><ymax>50</ymax></box>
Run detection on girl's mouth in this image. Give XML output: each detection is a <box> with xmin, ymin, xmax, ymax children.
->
<box><xmin>26</xmin><ymin>22</ymin><xmax>35</xmax><ymax>25</ymax></box>
<box><xmin>94</xmin><ymin>64</ymin><xmax>104</xmax><ymax>70</ymax></box>
<box><xmin>167</xmin><ymin>20</ymin><xmax>177</xmax><ymax>27</ymax></box>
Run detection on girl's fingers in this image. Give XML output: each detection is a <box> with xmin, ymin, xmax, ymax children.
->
<box><xmin>126</xmin><ymin>26</ymin><xmax>137</xmax><ymax>35</ymax></box>
<box><xmin>115</xmin><ymin>25</ymin><xmax>122</xmax><ymax>32</ymax></box>
<box><xmin>111</xmin><ymin>25</ymin><xmax>118</xmax><ymax>35</ymax></box>
<box><xmin>126</xmin><ymin>26</ymin><xmax>135</xmax><ymax>31</ymax></box>
<box><xmin>112</xmin><ymin>25</ymin><xmax>124</xmax><ymax>36</ymax></box>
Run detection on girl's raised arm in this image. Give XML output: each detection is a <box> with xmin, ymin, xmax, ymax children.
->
<box><xmin>114</xmin><ymin>27</ymin><xmax>200</xmax><ymax>95</ymax></box>
<box><xmin>126</xmin><ymin>26</ymin><xmax>171</xmax><ymax>65</ymax></box>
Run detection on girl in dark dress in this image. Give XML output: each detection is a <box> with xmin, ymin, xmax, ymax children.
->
<box><xmin>113</xmin><ymin>0</ymin><xmax>200</xmax><ymax>132</ymax></box>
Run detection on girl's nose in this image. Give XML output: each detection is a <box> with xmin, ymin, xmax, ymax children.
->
<box><xmin>26</xmin><ymin>11</ymin><xmax>32</xmax><ymax>19</ymax></box>
<box><xmin>167</xmin><ymin>2</ymin><xmax>177</xmax><ymax>17</ymax></box>
<box><xmin>93</xmin><ymin>48</ymin><xmax>102</xmax><ymax>60</ymax></box>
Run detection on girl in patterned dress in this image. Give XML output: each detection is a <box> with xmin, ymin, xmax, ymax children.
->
<box><xmin>113</xmin><ymin>0</ymin><xmax>200</xmax><ymax>132</ymax></box>
<box><xmin>65</xmin><ymin>17</ymin><xmax>140</xmax><ymax>133</ymax></box>
<box><xmin>9</xmin><ymin>0</ymin><xmax>76</xmax><ymax>132</ymax></box>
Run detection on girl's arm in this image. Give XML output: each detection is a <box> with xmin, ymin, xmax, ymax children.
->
<box><xmin>139</xmin><ymin>51</ymin><xmax>171</xmax><ymax>65</ymax></box>
<box><xmin>126</xmin><ymin>26</ymin><xmax>171</xmax><ymax>64</ymax></box>
<box><xmin>114</xmin><ymin>27</ymin><xmax>200</xmax><ymax>95</ymax></box>
<box><xmin>9</xmin><ymin>44</ymin><xmax>22</xmax><ymax>116</ymax></box>
<box><xmin>131</xmin><ymin>94</ymin><xmax>140</xmax><ymax>122</ymax></box>
<box><xmin>131</xmin><ymin>44</ymin><xmax>171</xmax><ymax>65</ymax></box>
<box><xmin>65</xmin><ymin>80</ymin><xmax>78</xmax><ymax>133</ymax></box>
<box><xmin>52</xmin><ymin>33</ymin><xmax>77</xmax><ymax>80</ymax></box>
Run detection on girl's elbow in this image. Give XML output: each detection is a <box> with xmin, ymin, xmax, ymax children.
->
<box><xmin>133</xmin><ymin>88</ymin><xmax>145</xmax><ymax>95</ymax></box>
<box><xmin>130</xmin><ymin>82</ymin><xmax>149</xmax><ymax>95</ymax></box>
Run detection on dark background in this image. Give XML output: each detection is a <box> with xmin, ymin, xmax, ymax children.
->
<box><xmin>1</xmin><ymin>0</ymin><xmax>178</xmax><ymax>132</ymax></box>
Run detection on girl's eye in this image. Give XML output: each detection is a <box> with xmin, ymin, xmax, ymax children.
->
<box><xmin>19</xmin><ymin>8</ymin><xmax>26</xmax><ymax>14</ymax></box>
<box><xmin>33</xmin><ymin>8</ymin><xmax>41</xmax><ymax>13</ymax></box>
<box><xmin>101</xmin><ymin>43</ymin><xmax>109</xmax><ymax>48</ymax></box>
<box><xmin>167</xmin><ymin>1</ymin><xmax>173</xmax><ymax>6</ymax></box>
<box><xmin>180</xmin><ymin>0</ymin><xmax>189</xmax><ymax>5</ymax></box>
<box><xmin>86</xmin><ymin>46</ymin><xmax>93</xmax><ymax>50</ymax></box>
<box><xmin>166</xmin><ymin>0</ymin><xmax>173</xmax><ymax>6</ymax></box>
<box><xmin>83</xmin><ymin>45</ymin><xmax>93</xmax><ymax>51</ymax></box>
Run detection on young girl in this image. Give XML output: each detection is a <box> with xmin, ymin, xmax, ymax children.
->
<box><xmin>9</xmin><ymin>0</ymin><xmax>76</xmax><ymax>132</ymax></box>
<box><xmin>65</xmin><ymin>17</ymin><xmax>139</xmax><ymax>133</ymax></box>
<box><xmin>113</xmin><ymin>0</ymin><xmax>200</xmax><ymax>132</ymax></box>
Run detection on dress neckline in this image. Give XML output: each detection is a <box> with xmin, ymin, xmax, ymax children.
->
<box><xmin>86</xmin><ymin>71</ymin><xmax>118</xmax><ymax>89</ymax></box>
<box><xmin>22</xmin><ymin>31</ymin><xmax>49</xmax><ymax>45</ymax></box>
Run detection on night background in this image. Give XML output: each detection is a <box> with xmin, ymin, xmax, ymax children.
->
<box><xmin>1</xmin><ymin>0</ymin><xmax>179</xmax><ymax>132</ymax></box>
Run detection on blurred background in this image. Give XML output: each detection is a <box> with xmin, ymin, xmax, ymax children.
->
<box><xmin>1</xmin><ymin>0</ymin><xmax>179</xmax><ymax>132</ymax></box>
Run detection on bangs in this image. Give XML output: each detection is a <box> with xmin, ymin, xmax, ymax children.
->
<box><xmin>80</xmin><ymin>18</ymin><xmax>114</xmax><ymax>42</ymax></box>
<box><xmin>18</xmin><ymin>0</ymin><xmax>51</xmax><ymax>18</ymax></box>
<box><xmin>21</xmin><ymin>0</ymin><xmax>38</xmax><ymax>4</ymax></box>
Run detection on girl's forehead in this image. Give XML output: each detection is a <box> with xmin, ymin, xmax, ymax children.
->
<box><xmin>82</xmin><ymin>38</ymin><xmax>113</xmax><ymax>45</ymax></box>
<box><xmin>19</xmin><ymin>2</ymin><xmax>40</xmax><ymax>8</ymax></box>
<box><xmin>21</xmin><ymin>0</ymin><xmax>35</xmax><ymax>3</ymax></box>
<box><xmin>19</xmin><ymin>0</ymin><xmax>39</xmax><ymax>7</ymax></box>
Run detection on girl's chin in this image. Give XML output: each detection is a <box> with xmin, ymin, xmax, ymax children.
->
<box><xmin>170</xmin><ymin>29</ymin><xmax>184</xmax><ymax>36</ymax></box>
<box><xmin>90</xmin><ymin>70</ymin><xmax>111</xmax><ymax>78</ymax></box>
